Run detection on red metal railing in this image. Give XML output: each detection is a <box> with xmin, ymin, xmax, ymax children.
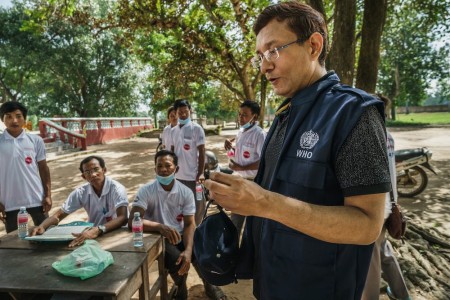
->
<box><xmin>39</xmin><ymin>117</ymin><xmax>154</xmax><ymax>151</ymax></box>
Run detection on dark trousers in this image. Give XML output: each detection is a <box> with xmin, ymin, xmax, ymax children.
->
<box><xmin>165</xmin><ymin>239</ymin><xmax>188</xmax><ymax>300</ymax></box>
<box><xmin>5</xmin><ymin>206</ymin><xmax>48</xmax><ymax>233</ymax></box>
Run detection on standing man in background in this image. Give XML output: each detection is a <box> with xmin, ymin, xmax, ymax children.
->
<box><xmin>362</xmin><ymin>94</ymin><xmax>411</xmax><ymax>300</ymax></box>
<box><xmin>224</xmin><ymin>100</ymin><xmax>266</xmax><ymax>234</ymax></box>
<box><xmin>0</xmin><ymin>101</ymin><xmax>52</xmax><ymax>233</ymax></box>
<box><xmin>169</xmin><ymin>99</ymin><xmax>206</xmax><ymax>226</ymax></box>
<box><xmin>169</xmin><ymin>101</ymin><xmax>226</xmax><ymax>300</ymax></box>
<box><xmin>161</xmin><ymin>106</ymin><xmax>178</xmax><ymax>149</ymax></box>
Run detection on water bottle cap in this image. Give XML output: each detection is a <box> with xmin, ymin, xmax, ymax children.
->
<box><xmin>20</xmin><ymin>206</ymin><xmax>26</xmax><ymax>211</ymax></box>
<box><xmin>134</xmin><ymin>212</ymin><xmax>140</xmax><ymax>217</ymax></box>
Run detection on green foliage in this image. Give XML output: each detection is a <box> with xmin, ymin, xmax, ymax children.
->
<box><xmin>377</xmin><ymin>0</ymin><xmax>450</xmax><ymax>107</ymax></box>
<box><xmin>0</xmin><ymin>1</ymin><xmax>148</xmax><ymax>117</ymax></box>
<box><xmin>394</xmin><ymin>112</ymin><xmax>450</xmax><ymax>125</ymax></box>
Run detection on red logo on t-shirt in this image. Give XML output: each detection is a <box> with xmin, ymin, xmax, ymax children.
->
<box><xmin>25</xmin><ymin>156</ymin><xmax>33</xmax><ymax>164</ymax></box>
<box><xmin>105</xmin><ymin>216</ymin><xmax>112</xmax><ymax>222</ymax></box>
<box><xmin>176</xmin><ymin>214</ymin><xmax>183</xmax><ymax>222</ymax></box>
<box><xmin>183</xmin><ymin>144</ymin><xmax>190</xmax><ymax>151</ymax></box>
<box><xmin>243</xmin><ymin>151</ymin><xmax>250</xmax><ymax>159</ymax></box>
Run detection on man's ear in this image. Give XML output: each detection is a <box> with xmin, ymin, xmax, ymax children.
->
<box><xmin>103</xmin><ymin>167</ymin><xmax>107</xmax><ymax>174</ymax></box>
<box><xmin>81</xmin><ymin>173</ymin><xmax>86</xmax><ymax>181</ymax></box>
<box><xmin>308</xmin><ymin>32</ymin><xmax>323</xmax><ymax>60</ymax></box>
<box><xmin>175</xmin><ymin>166</ymin><xmax>179</xmax><ymax>174</ymax></box>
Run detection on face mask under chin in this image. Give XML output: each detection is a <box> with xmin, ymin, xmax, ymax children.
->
<box><xmin>156</xmin><ymin>172</ymin><xmax>175</xmax><ymax>185</ymax></box>
<box><xmin>178</xmin><ymin>117</ymin><xmax>191</xmax><ymax>125</ymax></box>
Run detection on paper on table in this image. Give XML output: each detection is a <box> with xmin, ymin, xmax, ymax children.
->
<box><xmin>25</xmin><ymin>225</ymin><xmax>92</xmax><ymax>241</ymax></box>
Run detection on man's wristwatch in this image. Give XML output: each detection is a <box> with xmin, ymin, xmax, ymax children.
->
<box><xmin>98</xmin><ymin>225</ymin><xmax>106</xmax><ymax>236</ymax></box>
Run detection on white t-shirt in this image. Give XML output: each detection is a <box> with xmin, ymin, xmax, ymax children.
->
<box><xmin>0</xmin><ymin>130</ymin><xmax>47</xmax><ymax>211</ymax></box>
<box><xmin>385</xmin><ymin>131</ymin><xmax>396</xmax><ymax>219</ymax></box>
<box><xmin>132</xmin><ymin>180</ymin><xmax>195</xmax><ymax>233</ymax></box>
<box><xmin>234</xmin><ymin>123</ymin><xmax>266</xmax><ymax>179</ymax></box>
<box><xmin>169</xmin><ymin>122</ymin><xmax>205</xmax><ymax>181</ymax></box>
<box><xmin>162</xmin><ymin>124</ymin><xmax>174</xmax><ymax>149</ymax></box>
<box><xmin>62</xmin><ymin>176</ymin><xmax>129</xmax><ymax>226</ymax></box>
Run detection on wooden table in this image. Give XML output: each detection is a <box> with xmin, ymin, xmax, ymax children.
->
<box><xmin>0</xmin><ymin>229</ymin><xmax>168</xmax><ymax>300</ymax></box>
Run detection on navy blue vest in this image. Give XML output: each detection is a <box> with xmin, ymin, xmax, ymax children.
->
<box><xmin>238</xmin><ymin>72</ymin><xmax>385</xmax><ymax>299</ymax></box>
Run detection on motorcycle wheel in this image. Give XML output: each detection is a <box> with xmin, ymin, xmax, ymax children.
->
<box><xmin>397</xmin><ymin>166</ymin><xmax>428</xmax><ymax>197</ymax></box>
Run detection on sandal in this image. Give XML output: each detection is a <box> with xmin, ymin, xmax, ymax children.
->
<box><xmin>204</xmin><ymin>282</ymin><xmax>227</xmax><ymax>300</ymax></box>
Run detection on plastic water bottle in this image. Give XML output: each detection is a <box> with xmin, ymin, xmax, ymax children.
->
<box><xmin>132</xmin><ymin>212</ymin><xmax>144</xmax><ymax>247</ymax></box>
<box><xmin>17</xmin><ymin>206</ymin><xmax>29</xmax><ymax>239</ymax></box>
<box><xmin>195</xmin><ymin>183</ymin><xmax>203</xmax><ymax>201</ymax></box>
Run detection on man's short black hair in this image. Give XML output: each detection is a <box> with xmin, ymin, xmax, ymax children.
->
<box><xmin>0</xmin><ymin>101</ymin><xmax>28</xmax><ymax>120</ymax></box>
<box><xmin>173</xmin><ymin>99</ymin><xmax>191</xmax><ymax>110</ymax></box>
<box><xmin>155</xmin><ymin>150</ymin><xmax>178</xmax><ymax>166</ymax></box>
<box><xmin>240</xmin><ymin>100</ymin><xmax>261</xmax><ymax>116</ymax></box>
<box><xmin>79</xmin><ymin>156</ymin><xmax>106</xmax><ymax>173</ymax></box>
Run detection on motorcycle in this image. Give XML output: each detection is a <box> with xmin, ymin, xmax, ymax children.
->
<box><xmin>395</xmin><ymin>147</ymin><xmax>438</xmax><ymax>197</ymax></box>
<box><xmin>203</xmin><ymin>150</ymin><xmax>233</xmax><ymax>202</ymax></box>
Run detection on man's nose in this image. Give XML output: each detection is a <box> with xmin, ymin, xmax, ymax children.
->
<box><xmin>260</xmin><ymin>59</ymin><xmax>273</xmax><ymax>74</ymax></box>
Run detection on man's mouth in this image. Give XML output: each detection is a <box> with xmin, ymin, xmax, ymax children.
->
<box><xmin>268</xmin><ymin>77</ymin><xmax>279</xmax><ymax>84</ymax></box>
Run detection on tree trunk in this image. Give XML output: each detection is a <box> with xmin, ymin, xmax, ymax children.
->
<box><xmin>259</xmin><ymin>76</ymin><xmax>267</xmax><ymax>128</ymax></box>
<box><xmin>355</xmin><ymin>0</ymin><xmax>388</xmax><ymax>93</ymax></box>
<box><xmin>327</xmin><ymin>0</ymin><xmax>356</xmax><ymax>85</ymax></box>
<box><xmin>307</xmin><ymin>0</ymin><xmax>326</xmax><ymax>19</ymax></box>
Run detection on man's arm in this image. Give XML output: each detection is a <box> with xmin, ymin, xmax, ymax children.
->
<box><xmin>128</xmin><ymin>206</ymin><xmax>181</xmax><ymax>245</ymax></box>
<box><xmin>177</xmin><ymin>214</ymin><xmax>195</xmax><ymax>275</ymax></box>
<box><xmin>205</xmin><ymin>173</ymin><xmax>385</xmax><ymax>245</ymax></box>
<box><xmin>37</xmin><ymin>160</ymin><xmax>52</xmax><ymax>213</ymax></box>
<box><xmin>103</xmin><ymin>206</ymin><xmax>128</xmax><ymax>232</ymax></box>
<box><xmin>224</xmin><ymin>138</ymin><xmax>235</xmax><ymax>150</ymax></box>
<box><xmin>30</xmin><ymin>208</ymin><xmax>68</xmax><ymax>235</ymax></box>
<box><xmin>69</xmin><ymin>206</ymin><xmax>128</xmax><ymax>247</ymax></box>
<box><xmin>229</xmin><ymin>159</ymin><xmax>260</xmax><ymax>171</ymax></box>
<box><xmin>196</xmin><ymin>144</ymin><xmax>205</xmax><ymax>181</ymax></box>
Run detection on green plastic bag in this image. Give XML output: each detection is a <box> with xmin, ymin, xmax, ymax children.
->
<box><xmin>52</xmin><ymin>240</ymin><xmax>114</xmax><ymax>280</ymax></box>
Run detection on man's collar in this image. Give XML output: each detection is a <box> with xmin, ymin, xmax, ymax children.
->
<box><xmin>3</xmin><ymin>129</ymin><xmax>25</xmax><ymax>139</ymax></box>
<box><xmin>88</xmin><ymin>176</ymin><xmax>111</xmax><ymax>197</ymax></box>
<box><xmin>290</xmin><ymin>71</ymin><xmax>339</xmax><ymax>106</ymax></box>
<box><xmin>156</xmin><ymin>179</ymin><xmax>179</xmax><ymax>194</ymax></box>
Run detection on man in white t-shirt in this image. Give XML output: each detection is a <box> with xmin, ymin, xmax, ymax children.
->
<box><xmin>130</xmin><ymin>150</ymin><xmax>196</xmax><ymax>300</ymax></box>
<box><xmin>130</xmin><ymin>150</ymin><xmax>227</xmax><ymax>300</ymax></box>
<box><xmin>224</xmin><ymin>100</ymin><xmax>266</xmax><ymax>233</ymax></box>
<box><xmin>0</xmin><ymin>101</ymin><xmax>52</xmax><ymax>233</ymax></box>
<box><xmin>169</xmin><ymin>99</ymin><xmax>206</xmax><ymax>226</ymax></box>
<box><xmin>30</xmin><ymin>156</ymin><xmax>128</xmax><ymax>248</ymax></box>
<box><xmin>161</xmin><ymin>106</ymin><xmax>178</xmax><ymax>149</ymax></box>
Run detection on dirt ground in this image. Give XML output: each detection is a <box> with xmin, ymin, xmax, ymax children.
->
<box><xmin>1</xmin><ymin>126</ymin><xmax>449</xmax><ymax>299</ymax></box>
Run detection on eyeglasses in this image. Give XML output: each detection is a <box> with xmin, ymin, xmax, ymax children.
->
<box><xmin>251</xmin><ymin>39</ymin><xmax>303</xmax><ymax>69</ymax></box>
<box><xmin>83</xmin><ymin>167</ymin><xmax>102</xmax><ymax>176</ymax></box>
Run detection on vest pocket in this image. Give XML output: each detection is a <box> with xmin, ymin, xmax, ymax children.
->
<box><xmin>277</xmin><ymin>157</ymin><xmax>327</xmax><ymax>190</ymax></box>
<box><xmin>268</xmin><ymin>228</ymin><xmax>336</xmax><ymax>296</ymax></box>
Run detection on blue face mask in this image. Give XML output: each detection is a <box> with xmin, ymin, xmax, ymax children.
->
<box><xmin>156</xmin><ymin>172</ymin><xmax>175</xmax><ymax>186</ymax></box>
<box><xmin>178</xmin><ymin>117</ymin><xmax>191</xmax><ymax>125</ymax></box>
<box><xmin>240</xmin><ymin>117</ymin><xmax>255</xmax><ymax>130</ymax></box>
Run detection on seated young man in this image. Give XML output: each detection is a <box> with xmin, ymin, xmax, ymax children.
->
<box><xmin>129</xmin><ymin>150</ymin><xmax>195</xmax><ymax>300</ymax></box>
<box><xmin>30</xmin><ymin>155</ymin><xmax>129</xmax><ymax>247</ymax></box>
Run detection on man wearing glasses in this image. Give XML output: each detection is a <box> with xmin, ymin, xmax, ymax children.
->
<box><xmin>30</xmin><ymin>156</ymin><xmax>128</xmax><ymax>247</ymax></box>
<box><xmin>205</xmin><ymin>1</ymin><xmax>390</xmax><ymax>299</ymax></box>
